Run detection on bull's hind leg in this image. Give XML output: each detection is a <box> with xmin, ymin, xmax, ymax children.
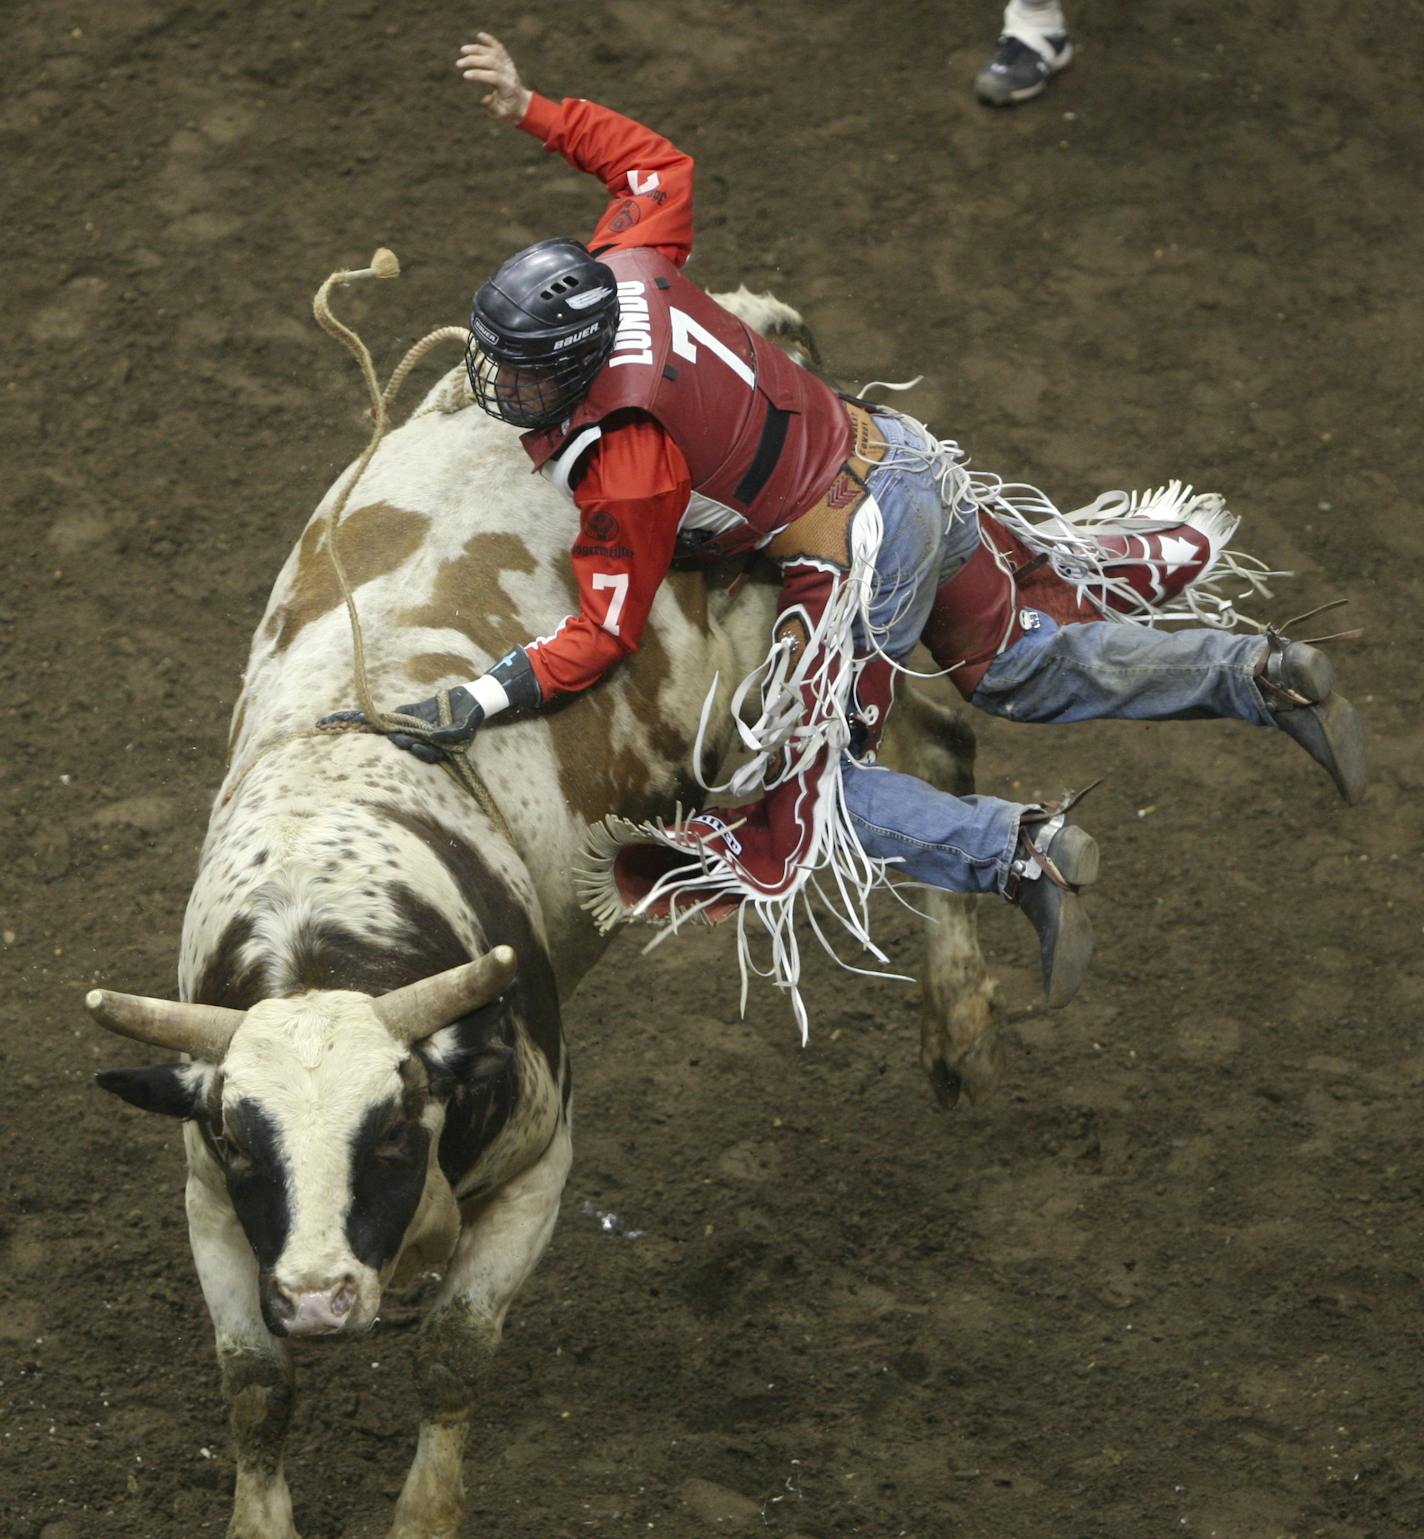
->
<box><xmin>185</xmin><ymin>1151</ymin><xmax>299</xmax><ymax>1539</ymax></box>
<box><xmin>389</xmin><ymin>1115</ymin><xmax>573</xmax><ymax>1539</ymax></box>
<box><xmin>879</xmin><ymin>679</ymin><xmax>1003</xmax><ymax>1107</ymax></box>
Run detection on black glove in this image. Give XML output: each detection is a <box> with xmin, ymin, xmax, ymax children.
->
<box><xmin>387</xmin><ymin>687</ymin><xmax>485</xmax><ymax>762</ymax></box>
<box><xmin>391</xmin><ymin>651</ymin><xmax>541</xmax><ymax>758</ymax></box>
<box><xmin>315</xmin><ymin>648</ymin><xmax>541</xmax><ymax>761</ymax></box>
<box><xmin>315</xmin><ymin>688</ymin><xmax>484</xmax><ymax>764</ymax></box>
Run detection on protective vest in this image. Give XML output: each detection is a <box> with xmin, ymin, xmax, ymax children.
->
<box><xmin>521</xmin><ymin>249</ymin><xmax>852</xmax><ymax>557</ymax></box>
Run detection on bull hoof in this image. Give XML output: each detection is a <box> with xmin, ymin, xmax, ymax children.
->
<box><xmin>226</xmin><ymin>1498</ymin><xmax>299</xmax><ymax>1539</ymax></box>
<box><xmin>387</xmin><ymin>1494</ymin><xmax>463</xmax><ymax>1539</ymax></box>
<box><xmin>923</xmin><ymin>1003</ymin><xmax>1004</xmax><ymax>1110</ymax></box>
<box><xmin>941</xmin><ymin>1038</ymin><xmax>1003</xmax><ymax>1108</ymax></box>
<box><xmin>928</xmin><ymin>1056</ymin><xmax>964</xmax><ymax>1109</ymax></box>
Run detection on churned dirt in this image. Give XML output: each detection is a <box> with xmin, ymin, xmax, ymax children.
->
<box><xmin>3</xmin><ymin>2</ymin><xmax>1422</xmax><ymax>1536</ymax></box>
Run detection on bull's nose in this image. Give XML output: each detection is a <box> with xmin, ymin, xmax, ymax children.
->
<box><xmin>267</xmin><ymin>1276</ymin><xmax>357</xmax><ymax>1336</ymax></box>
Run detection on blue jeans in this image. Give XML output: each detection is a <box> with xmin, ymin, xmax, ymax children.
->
<box><xmin>843</xmin><ymin>760</ymin><xmax>1023</xmax><ymax>894</ymax></box>
<box><xmin>838</xmin><ymin>412</ymin><xmax>1273</xmax><ymax>894</ymax></box>
<box><xmin>971</xmin><ymin>611</ymin><xmax>1271</xmax><ymax>725</ymax></box>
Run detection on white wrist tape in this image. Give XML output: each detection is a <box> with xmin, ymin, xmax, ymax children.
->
<box><xmin>468</xmin><ymin>673</ymin><xmax>511</xmax><ymax>719</ymax></box>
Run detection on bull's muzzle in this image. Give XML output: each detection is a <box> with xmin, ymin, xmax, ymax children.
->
<box><xmin>265</xmin><ymin>1274</ymin><xmax>361</xmax><ymax>1337</ymax></box>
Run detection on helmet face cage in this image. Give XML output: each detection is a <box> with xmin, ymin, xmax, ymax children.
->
<box><xmin>464</xmin><ymin>325</ymin><xmax>617</xmax><ymax>430</ymax></box>
<box><xmin>464</xmin><ymin>239</ymin><xmax>621</xmax><ymax>430</ymax></box>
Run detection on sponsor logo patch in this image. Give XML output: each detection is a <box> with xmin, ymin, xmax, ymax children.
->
<box><xmin>608</xmin><ymin>198</ymin><xmax>642</xmax><ymax>234</ymax></box>
<box><xmin>693</xmin><ymin>813</ymin><xmax>743</xmax><ymax>858</ymax></box>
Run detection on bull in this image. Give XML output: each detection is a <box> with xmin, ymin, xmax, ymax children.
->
<box><xmin>87</xmin><ymin>290</ymin><xmax>997</xmax><ymax>1539</ymax></box>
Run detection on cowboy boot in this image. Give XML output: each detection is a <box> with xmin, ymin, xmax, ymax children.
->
<box><xmin>1257</xmin><ymin>635</ymin><xmax>1367</xmax><ymax>804</ymax></box>
<box><xmin>1008</xmin><ymin>802</ymin><xmax>1100</xmax><ymax>1009</ymax></box>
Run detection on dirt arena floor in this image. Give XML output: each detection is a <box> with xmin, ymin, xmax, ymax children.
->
<box><xmin>4</xmin><ymin>1</ymin><xmax>1422</xmax><ymax>1535</ymax></box>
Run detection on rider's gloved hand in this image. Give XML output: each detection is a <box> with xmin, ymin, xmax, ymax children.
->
<box><xmin>387</xmin><ymin>687</ymin><xmax>485</xmax><ymax>763</ymax></box>
<box><xmin>317</xmin><ymin>651</ymin><xmax>535</xmax><ymax>761</ymax></box>
<box><xmin>315</xmin><ymin>687</ymin><xmax>485</xmax><ymax>764</ymax></box>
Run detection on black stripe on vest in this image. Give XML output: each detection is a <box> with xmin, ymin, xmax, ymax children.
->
<box><xmin>733</xmin><ymin>403</ymin><xmax>790</xmax><ymax>506</ymax></box>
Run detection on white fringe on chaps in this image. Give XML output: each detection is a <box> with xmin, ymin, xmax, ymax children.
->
<box><xmin>578</xmin><ymin>415</ymin><xmax>1280</xmax><ymax>1035</ymax></box>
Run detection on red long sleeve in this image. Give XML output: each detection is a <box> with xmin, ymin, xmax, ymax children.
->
<box><xmin>506</xmin><ymin>95</ymin><xmax>699</xmax><ymax>701</ymax></box>
<box><xmin>507</xmin><ymin>94</ymin><xmax>699</xmax><ymax>700</ymax></box>
<box><xmin>518</xmin><ymin>92</ymin><xmax>694</xmax><ymax>265</ymax></box>
<box><xmin>524</xmin><ymin>413</ymin><xmax>691</xmax><ymax>702</ymax></box>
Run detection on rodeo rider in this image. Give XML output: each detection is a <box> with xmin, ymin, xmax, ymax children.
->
<box><xmin>322</xmin><ymin>34</ymin><xmax>1365</xmax><ymax>1022</ymax></box>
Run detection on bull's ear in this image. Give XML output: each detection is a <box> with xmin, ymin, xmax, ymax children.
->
<box><xmin>417</xmin><ymin>993</ymin><xmax>515</xmax><ymax>1095</ymax></box>
<box><xmin>95</xmin><ymin>1061</ymin><xmax>213</xmax><ymax>1119</ymax></box>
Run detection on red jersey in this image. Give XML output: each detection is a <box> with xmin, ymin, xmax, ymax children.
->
<box><xmin>512</xmin><ymin>94</ymin><xmax>698</xmax><ymax>701</ymax></box>
<box><xmin>523</xmin><ymin>247</ymin><xmax>851</xmax><ymax>554</ymax></box>
<box><xmin>509</xmin><ymin>94</ymin><xmax>848</xmax><ymax>703</ymax></box>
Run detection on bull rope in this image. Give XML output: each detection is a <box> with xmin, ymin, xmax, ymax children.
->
<box><xmin>221</xmin><ymin>250</ymin><xmax>514</xmax><ymax>846</ymax></box>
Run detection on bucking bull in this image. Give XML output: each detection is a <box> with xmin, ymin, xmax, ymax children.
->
<box><xmin>86</xmin><ymin>287</ymin><xmax>997</xmax><ymax>1539</ymax></box>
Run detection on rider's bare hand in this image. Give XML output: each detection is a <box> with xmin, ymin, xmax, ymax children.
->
<box><xmin>456</xmin><ymin>32</ymin><xmax>532</xmax><ymax>124</ymax></box>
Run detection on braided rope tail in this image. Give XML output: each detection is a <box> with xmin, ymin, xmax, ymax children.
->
<box><xmin>304</xmin><ymin>249</ymin><xmax>515</xmax><ymax>842</ymax></box>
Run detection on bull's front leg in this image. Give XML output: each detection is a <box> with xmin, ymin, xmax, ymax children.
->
<box><xmin>917</xmin><ymin>889</ymin><xmax>1002</xmax><ymax>1106</ymax></box>
<box><xmin>880</xmin><ymin>680</ymin><xmax>1003</xmax><ymax>1107</ymax></box>
<box><xmin>185</xmin><ymin>1146</ymin><xmax>299</xmax><ymax>1539</ymax></box>
<box><xmin>389</xmin><ymin>1117</ymin><xmax>573</xmax><ymax>1539</ymax></box>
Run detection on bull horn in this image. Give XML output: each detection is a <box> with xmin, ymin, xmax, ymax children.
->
<box><xmin>85</xmin><ymin>989</ymin><xmax>245</xmax><ymax>1061</ymax></box>
<box><xmin>373</xmin><ymin>945</ymin><xmax>517</xmax><ymax>1044</ymax></box>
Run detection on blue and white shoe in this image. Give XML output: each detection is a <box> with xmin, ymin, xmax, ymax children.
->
<box><xmin>974</xmin><ymin>30</ymin><xmax>1073</xmax><ymax>106</ymax></box>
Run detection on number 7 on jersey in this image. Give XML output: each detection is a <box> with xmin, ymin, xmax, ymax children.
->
<box><xmin>591</xmin><ymin>571</ymin><xmax>630</xmax><ymax>636</ymax></box>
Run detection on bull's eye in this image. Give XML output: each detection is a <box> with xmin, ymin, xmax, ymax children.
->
<box><xmin>220</xmin><ymin>1125</ymin><xmax>251</xmax><ymax>1165</ymax></box>
<box><xmin>373</xmin><ymin>1122</ymin><xmax>409</xmax><ymax>1162</ymax></box>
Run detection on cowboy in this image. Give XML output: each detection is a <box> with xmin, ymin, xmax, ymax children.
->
<box><xmin>322</xmin><ymin>33</ymin><xmax>1364</xmax><ymax>1023</ymax></box>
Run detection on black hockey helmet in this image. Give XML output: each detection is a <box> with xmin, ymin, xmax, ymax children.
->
<box><xmin>466</xmin><ymin>238</ymin><xmax>620</xmax><ymax>429</ymax></box>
